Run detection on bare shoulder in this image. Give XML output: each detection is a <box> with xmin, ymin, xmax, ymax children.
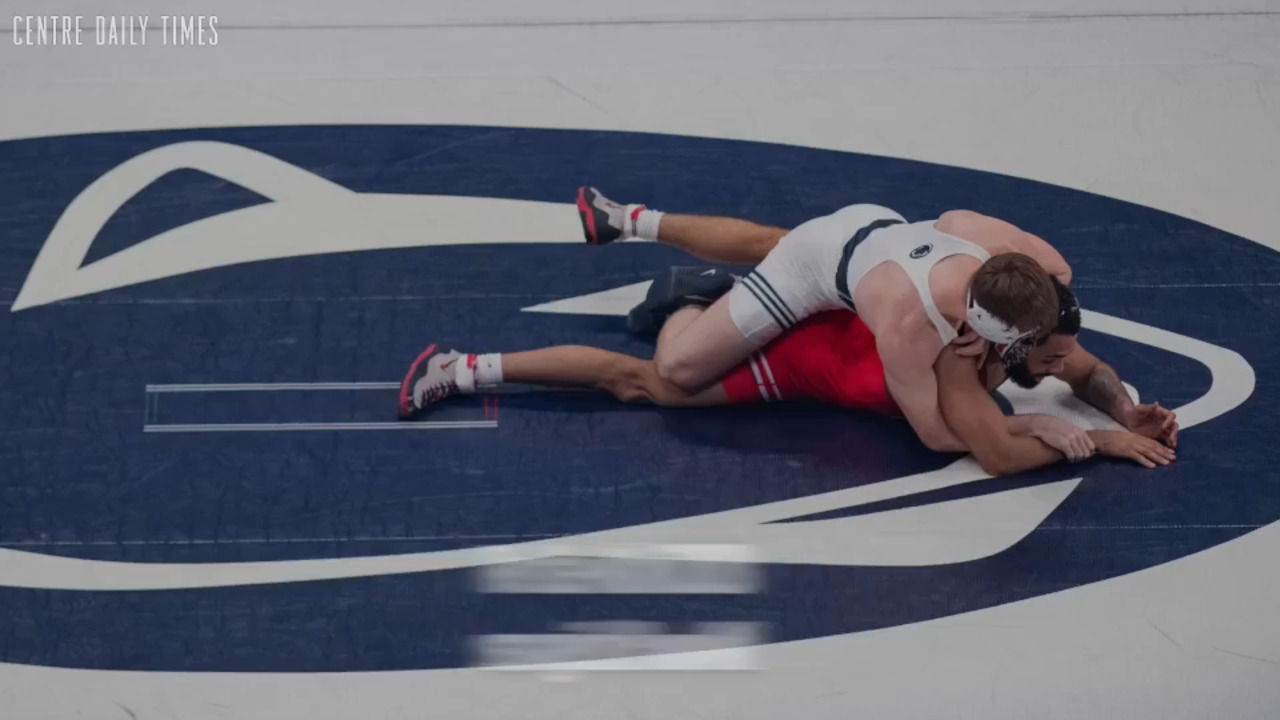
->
<box><xmin>936</xmin><ymin>210</ymin><xmax>1026</xmax><ymax>243</ymax></box>
<box><xmin>869</xmin><ymin>302</ymin><xmax>945</xmax><ymax>361</ymax></box>
<box><xmin>936</xmin><ymin>209</ymin><xmax>1072</xmax><ymax>284</ymax></box>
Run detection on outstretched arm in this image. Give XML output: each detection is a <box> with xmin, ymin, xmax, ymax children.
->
<box><xmin>935</xmin><ymin>347</ymin><xmax>1177</xmax><ymax>474</ymax></box>
<box><xmin>1057</xmin><ymin>346</ymin><xmax>1133</xmax><ymax>418</ymax></box>
<box><xmin>1054</xmin><ymin>344</ymin><xmax>1179</xmax><ymax>447</ymax></box>
<box><xmin>934</xmin><ymin>347</ymin><xmax>1068</xmax><ymax>474</ymax></box>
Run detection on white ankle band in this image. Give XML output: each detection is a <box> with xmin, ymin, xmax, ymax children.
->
<box><xmin>635</xmin><ymin>209</ymin><xmax>664</xmax><ymax>241</ymax></box>
<box><xmin>474</xmin><ymin>353</ymin><xmax>504</xmax><ymax>386</ymax></box>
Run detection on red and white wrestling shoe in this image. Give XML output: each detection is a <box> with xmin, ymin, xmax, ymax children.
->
<box><xmin>397</xmin><ymin>345</ymin><xmax>469</xmax><ymax>419</ymax></box>
<box><xmin>577</xmin><ymin>186</ymin><xmax>643</xmax><ymax>245</ymax></box>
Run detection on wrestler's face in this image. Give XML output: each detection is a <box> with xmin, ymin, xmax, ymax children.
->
<box><xmin>1006</xmin><ymin>333</ymin><xmax>1079</xmax><ymax>389</ymax></box>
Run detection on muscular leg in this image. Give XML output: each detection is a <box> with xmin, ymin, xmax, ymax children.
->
<box><xmin>653</xmin><ymin>302</ymin><xmax>760</xmax><ymax>393</ymax></box>
<box><xmin>581</xmin><ymin>187</ymin><xmax>786</xmax><ymax>265</ymax></box>
<box><xmin>402</xmin><ymin>312</ymin><xmax>742</xmax><ymax>416</ymax></box>
<box><xmin>502</xmin><ymin>346</ymin><xmax>729</xmax><ymax>407</ymax></box>
<box><xmin>411</xmin><ymin>190</ymin><xmax>827</xmax><ymax>412</ymax></box>
<box><xmin>644</xmin><ymin>203</ymin><xmax>911</xmax><ymax>390</ymax></box>
<box><xmin>497</xmin><ymin>306</ymin><xmax>752</xmax><ymax>401</ymax></box>
<box><xmin>655</xmin><ymin>304</ymin><xmax>704</xmax><ymax>353</ymax></box>
<box><xmin>501</xmin><ymin>346</ymin><xmax>630</xmax><ymax>392</ymax></box>
<box><xmin>582</xmin><ymin>195</ymin><xmax>878</xmax><ymax>393</ymax></box>
<box><xmin>655</xmin><ymin>215</ymin><xmax>787</xmax><ymax>266</ymax></box>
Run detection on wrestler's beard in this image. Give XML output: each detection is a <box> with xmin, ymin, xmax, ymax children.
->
<box><xmin>1005</xmin><ymin>361</ymin><xmax>1045</xmax><ymax>389</ymax></box>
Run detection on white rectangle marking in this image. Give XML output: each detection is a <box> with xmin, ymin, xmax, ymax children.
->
<box><xmin>143</xmin><ymin>421</ymin><xmax>497</xmax><ymax>433</ymax></box>
<box><xmin>471</xmin><ymin>622</ymin><xmax>766</xmax><ymax>671</ymax></box>
<box><xmin>145</xmin><ymin>382</ymin><xmax>400</xmax><ymax>393</ymax></box>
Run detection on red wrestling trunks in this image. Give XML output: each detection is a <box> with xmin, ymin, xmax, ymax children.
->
<box><xmin>721</xmin><ymin>311</ymin><xmax>900</xmax><ymax>415</ymax></box>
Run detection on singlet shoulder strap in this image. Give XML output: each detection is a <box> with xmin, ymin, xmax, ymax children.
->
<box><xmin>899</xmin><ymin>230</ymin><xmax>991</xmax><ymax>345</ymax></box>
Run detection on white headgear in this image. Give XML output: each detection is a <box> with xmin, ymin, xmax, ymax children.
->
<box><xmin>965</xmin><ymin>292</ymin><xmax>1038</xmax><ymax>362</ymax></box>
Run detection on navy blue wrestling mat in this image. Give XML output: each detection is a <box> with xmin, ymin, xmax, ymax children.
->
<box><xmin>0</xmin><ymin>125</ymin><xmax>1275</xmax><ymax>674</ymax></box>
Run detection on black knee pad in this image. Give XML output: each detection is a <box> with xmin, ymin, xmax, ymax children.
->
<box><xmin>627</xmin><ymin>266</ymin><xmax>736</xmax><ymax>337</ymax></box>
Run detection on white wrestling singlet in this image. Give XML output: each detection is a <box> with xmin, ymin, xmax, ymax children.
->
<box><xmin>726</xmin><ymin>204</ymin><xmax>990</xmax><ymax>347</ymax></box>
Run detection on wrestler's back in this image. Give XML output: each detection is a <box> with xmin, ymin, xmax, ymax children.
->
<box><xmin>851</xmin><ymin>211</ymin><xmax>1068</xmax><ymax>350</ymax></box>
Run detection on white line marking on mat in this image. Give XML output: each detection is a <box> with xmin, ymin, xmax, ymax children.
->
<box><xmin>146</xmin><ymin>382</ymin><xmax>400</xmax><ymax>392</ymax></box>
<box><xmin>143</xmin><ymin>421</ymin><xmax>497</xmax><ymax>432</ymax></box>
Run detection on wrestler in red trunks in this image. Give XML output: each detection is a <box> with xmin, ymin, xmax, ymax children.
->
<box><xmin>719</xmin><ymin>311</ymin><xmax>902</xmax><ymax>415</ymax></box>
<box><xmin>399</xmin><ymin>310</ymin><xmax>961</xmax><ymax>418</ymax></box>
<box><xmin>399</xmin><ymin>276</ymin><xmax>1178</xmax><ymax>474</ymax></box>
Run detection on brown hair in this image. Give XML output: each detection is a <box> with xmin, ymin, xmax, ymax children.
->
<box><xmin>968</xmin><ymin>253</ymin><xmax>1058</xmax><ymax>337</ymax></box>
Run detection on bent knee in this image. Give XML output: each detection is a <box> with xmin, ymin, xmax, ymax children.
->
<box><xmin>654</xmin><ymin>354</ymin><xmax>706</xmax><ymax>392</ymax></box>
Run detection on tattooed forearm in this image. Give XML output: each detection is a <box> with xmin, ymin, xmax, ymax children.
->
<box><xmin>1083</xmin><ymin>364</ymin><xmax>1132</xmax><ymax>420</ymax></box>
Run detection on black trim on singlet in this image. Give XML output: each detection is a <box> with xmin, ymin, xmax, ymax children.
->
<box><xmin>742</xmin><ymin>270</ymin><xmax>799</xmax><ymax>329</ymax></box>
<box><xmin>835</xmin><ymin>218</ymin><xmax>904</xmax><ymax>310</ymax></box>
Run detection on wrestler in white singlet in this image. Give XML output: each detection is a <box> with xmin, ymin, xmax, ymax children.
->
<box><xmin>726</xmin><ymin>204</ymin><xmax>997</xmax><ymax>348</ymax></box>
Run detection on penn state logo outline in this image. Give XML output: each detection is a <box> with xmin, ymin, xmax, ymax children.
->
<box><xmin>909</xmin><ymin>243</ymin><xmax>933</xmax><ymax>259</ymax></box>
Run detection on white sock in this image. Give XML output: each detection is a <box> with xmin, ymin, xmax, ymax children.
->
<box><xmin>624</xmin><ymin>205</ymin><xmax>664</xmax><ymax>241</ymax></box>
<box><xmin>472</xmin><ymin>353</ymin><xmax>504</xmax><ymax>386</ymax></box>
